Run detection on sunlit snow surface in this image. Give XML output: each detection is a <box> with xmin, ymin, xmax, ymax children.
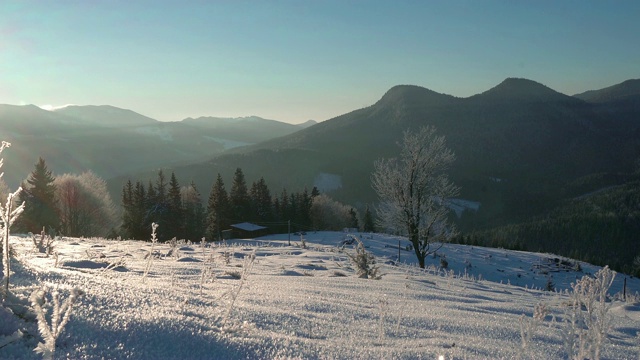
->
<box><xmin>3</xmin><ymin>232</ymin><xmax>640</xmax><ymax>359</ymax></box>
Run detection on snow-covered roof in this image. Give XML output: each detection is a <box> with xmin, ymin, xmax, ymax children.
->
<box><xmin>230</xmin><ymin>222</ymin><xmax>267</xmax><ymax>232</ymax></box>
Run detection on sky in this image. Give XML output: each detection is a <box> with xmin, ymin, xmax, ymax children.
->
<box><xmin>1</xmin><ymin>1</ymin><xmax>638</xmax><ymax>124</ymax></box>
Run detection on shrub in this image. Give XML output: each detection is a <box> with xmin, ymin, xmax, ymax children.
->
<box><xmin>31</xmin><ymin>227</ymin><xmax>55</xmax><ymax>256</ymax></box>
<box><xmin>559</xmin><ymin>266</ymin><xmax>616</xmax><ymax>360</ymax></box>
<box><xmin>345</xmin><ymin>235</ymin><xmax>381</xmax><ymax>279</ymax></box>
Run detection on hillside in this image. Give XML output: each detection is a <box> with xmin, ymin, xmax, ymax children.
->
<box><xmin>2</xmin><ymin>232</ymin><xmax>639</xmax><ymax>359</ymax></box>
<box><xmin>462</xmin><ymin>173</ymin><xmax>640</xmax><ymax>273</ymax></box>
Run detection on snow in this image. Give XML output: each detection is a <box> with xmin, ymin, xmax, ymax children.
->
<box><xmin>313</xmin><ymin>173</ymin><xmax>342</xmax><ymax>192</ymax></box>
<box><xmin>133</xmin><ymin>126</ymin><xmax>173</xmax><ymax>141</ymax></box>
<box><xmin>202</xmin><ymin>136</ymin><xmax>251</xmax><ymax>150</ymax></box>
<box><xmin>231</xmin><ymin>222</ymin><xmax>267</xmax><ymax>232</ymax></box>
<box><xmin>2</xmin><ymin>232</ymin><xmax>640</xmax><ymax>359</ymax></box>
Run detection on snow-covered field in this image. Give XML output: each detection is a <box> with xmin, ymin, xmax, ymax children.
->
<box><xmin>2</xmin><ymin>231</ymin><xmax>640</xmax><ymax>359</ymax></box>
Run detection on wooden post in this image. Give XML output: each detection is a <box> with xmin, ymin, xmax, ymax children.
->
<box><xmin>288</xmin><ymin>220</ymin><xmax>291</xmax><ymax>246</ymax></box>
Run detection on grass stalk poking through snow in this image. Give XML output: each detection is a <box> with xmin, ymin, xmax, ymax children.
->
<box><xmin>517</xmin><ymin>302</ymin><xmax>549</xmax><ymax>360</ymax></box>
<box><xmin>142</xmin><ymin>222</ymin><xmax>159</xmax><ymax>283</ymax></box>
<box><xmin>221</xmin><ymin>250</ymin><xmax>255</xmax><ymax>330</ymax></box>
<box><xmin>30</xmin><ymin>286</ymin><xmax>84</xmax><ymax>360</ymax></box>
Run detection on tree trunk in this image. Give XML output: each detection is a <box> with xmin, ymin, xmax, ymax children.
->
<box><xmin>409</xmin><ymin>234</ymin><xmax>425</xmax><ymax>269</ymax></box>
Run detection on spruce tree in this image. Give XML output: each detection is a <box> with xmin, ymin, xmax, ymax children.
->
<box><xmin>363</xmin><ymin>205</ymin><xmax>375</xmax><ymax>232</ymax></box>
<box><xmin>121</xmin><ymin>180</ymin><xmax>134</xmax><ymax>238</ymax></box>
<box><xmin>150</xmin><ymin>170</ymin><xmax>169</xmax><ymax>241</ymax></box>
<box><xmin>250</xmin><ymin>177</ymin><xmax>272</xmax><ymax>222</ymax></box>
<box><xmin>166</xmin><ymin>172</ymin><xmax>184</xmax><ymax>239</ymax></box>
<box><xmin>349</xmin><ymin>207</ymin><xmax>359</xmax><ymax>230</ymax></box>
<box><xmin>183</xmin><ymin>181</ymin><xmax>205</xmax><ymax>242</ymax></box>
<box><xmin>229</xmin><ymin>168</ymin><xmax>250</xmax><ymax>223</ymax></box>
<box><xmin>16</xmin><ymin>158</ymin><xmax>59</xmax><ymax>234</ymax></box>
<box><xmin>207</xmin><ymin>174</ymin><xmax>230</xmax><ymax>240</ymax></box>
<box><xmin>133</xmin><ymin>182</ymin><xmax>148</xmax><ymax>240</ymax></box>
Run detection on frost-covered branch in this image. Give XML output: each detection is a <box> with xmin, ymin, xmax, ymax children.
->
<box><xmin>1</xmin><ymin>141</ymin><xmax>25</xmax><ymax>296</ymax></box>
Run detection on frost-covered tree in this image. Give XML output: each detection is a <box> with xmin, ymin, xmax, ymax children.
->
<box><xmin>15</xmin><ymin>158</ymin><xmax>59</xmax><ymax>234</ymax></box>
<box><xmin>372</xmin><ymin>126</ymin><xmax>458</xmax><ymax>268</ymax></box>
<box><xmin>55</xmin><ymin>172</ymin><xmax>117</xmax><ymax>237</ymax></box>
<box><xmin>310</xmin><ymin>194</ymin><xmax>357</xmax><ymax>231</ymax></box>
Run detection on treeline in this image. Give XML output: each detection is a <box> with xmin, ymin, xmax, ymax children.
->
<box><xmin>120</xmin><ymin>167</ymin><xmax>370</xmax><ymax>242</ymax></box>
<box><xmin>454</xmin><ymin>178</ymin><xmax>640</xmax><ymax>275</ymax></box>
<box><xmin>6</xmin><ymin>158</ymin><xmax>119</xmax><ymax>238</ymax></box>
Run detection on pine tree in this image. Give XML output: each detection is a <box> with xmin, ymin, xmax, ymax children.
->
<box><xmin>229</xmin><ymin>168</ymin><xmax>250</xmax><ymax>223</ymax></box>
<box><xmin>132</xmin><ymin>181</ymin><xmax>148</xmax><ymax>240</ymax></box>
<box><xmin>299</xmin><ymin>187</ymin><xmax>313</xmax><ymax>229</ymax></box>
<box><xmin>16</xmin><ymin>158</ymin><xmax>59</xmax><ymax>234</ymax></box>
<box><xmin>279</xmin><ymin>188</ymin><xmax>290</xmax><ymax>221</ymax></box>
<box><xmin>349</xmin><ymin>208</ymin><xmax>359</xmax><ymax>230</ymax></box>
<box><xmin>183</xmin><ymin>181</ymin><xmax>205</xmax><ymax>242</ymax></box>
<box><xmin>120</xmin><ymin>180</ymin><xmax>134</xmax><ymax>238</ymax></box>
<box><xmin>250</xmin><ymin>177</ymin><xmax>272</xmax><ymax>222</ymax></box>
<box><xmin>363</xmin><ymin>205</ymin><xmax>375</xmax><ymax>232</ymax></box>
<box><xmin>149</xmin><ymin>170</ymin><xmax>169</xmax><ymax>241</ymax></box>
<box><xmin>207</xmin><ymin>174</ymin><xmax>230</xmax><ymax>240</ymax></box>
<box><xmin>165</xmin><ymin>172</ymin><xmax>184</xmax><ymax>239</ymax></box>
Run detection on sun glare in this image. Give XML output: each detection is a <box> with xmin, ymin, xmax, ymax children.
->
<box><xmin>37</xmin><ymin>104</ymin><xmax>76</xmax><ymax>111</ymax></box>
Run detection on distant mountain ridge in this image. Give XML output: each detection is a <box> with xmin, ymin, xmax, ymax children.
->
<box><xmin>55</xmin><ymin>105</ymin><xmax>158</xmax><ymax>127</ymax></box>
<box><xmin>574</xmin><ymin>79</ymin><xmax>640</xmax><ymax>103</ymax></box>
<box><xmin>0</xmin><ymin>104</ymin><xmax>309</xmax><ymax>188</ymax></box>
<box><xmin>144</xmin><ymin>77</ymin><xmax>640</xmax><ymax>232</ymax></box>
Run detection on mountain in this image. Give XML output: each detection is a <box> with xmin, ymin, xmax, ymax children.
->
<box><xmin>573</xmin><ymin>79</ymin><xmax>640</xmax><ymax>103</ymax></box>
<box><xmin>54</xmin><ymin>105</ymin><xmax>158</xmax><ymax>127</ymax></box>
<box><xmin>180</xmin><ymin>116</ymin><xmax>307</xmax><ymax>143</ymax></box>
<box><xmin>0</xmin><ymin>105</ymin><xmax>306</xmax><ymax>189</ymax></box>
<box><xmin>148</xmin><ymin>78</ymin><xmax>640</xmax><ymax>230</ymax></box>
<box><xmin>471</xmin><ymin>77</ymin><xmax>582</xmax><ymax>104</ymax></box>
<box><xmin>296</xmin><ymin>120</ymin><xmax>318</xmax><ymax>128</ymax></box>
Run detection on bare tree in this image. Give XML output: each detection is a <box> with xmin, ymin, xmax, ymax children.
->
<box><xmin>54</xmin><ymin>172</ymin><xmax>117</xmax><ymax>237</ymax></box>
<box><xmin>372</xmin><ymin>126</ymin><xmax>458</xmax><ymax>268</ymax></box>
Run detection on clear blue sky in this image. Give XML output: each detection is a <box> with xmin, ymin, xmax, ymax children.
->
<box><xmin>1</xmin><ymin>0</ymin><xmax>638</xmax><ymax>123</ymax></box>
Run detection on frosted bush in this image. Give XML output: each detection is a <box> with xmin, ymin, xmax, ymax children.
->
<box><xmin>559</xmin><ymin>266</ymin><xmax>616</xmax><ymax>360</ymax></box>
<box><xmin>345</xmin><ymin>235</ymin><xmax>381</xmax><ymax>279</ymax></box>
<box><xmin>31</xmin><ymin>227</ymin><xmax>55</xmax><ymax>256</ymax></box>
